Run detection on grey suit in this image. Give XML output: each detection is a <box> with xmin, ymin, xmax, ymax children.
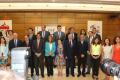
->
<box><xmin>53</xmin><ymin>31</ymin><xmax>65</xmax><ymax>41</ymax></box>
<box><xmin>38</xmin><ymin>31</ymin><xmax>50</xmax><ymax>42</ymax></box>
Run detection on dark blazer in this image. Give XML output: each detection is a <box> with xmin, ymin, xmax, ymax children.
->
<box><xmin>64</xmin><ymin>39</ymin><xmax>76</xmax><ymax>59</ymax></box>
<box><xmin>38</xmin><ymin>31</ymin><xmax>50</xmax><ymax>41</ymax></box>
<box><xmin>77</xmin><ymin>40</ymin><xmax>88</xmax><ymax>58</ymax></box>
<box><xmin>53</xmin><ymin>31</ymin><xmax>65</xmax><ymax>41</ymax></box>
<box><xmin>65</xmin><ymin>32</ymin><xmax>78</xmax><ymax>56</ymax></box>
<box><xmin>32</xmin><ymin>39</ymin><xmax>44</xmax><ymax>56</ymax></box>
<box><xmin>28</xmin><ymin>34</ymin><xmax>36</xmax><ymax>47</ymax></box>
<box><xmin>9</xmin><ymin>39</ymin><xmax>23</xmax><ymax>51</ymax></box>
<box><xmin>23</xmin><ymin>41</ymin><xmax>30</xmax><ymax>47</ymax></box>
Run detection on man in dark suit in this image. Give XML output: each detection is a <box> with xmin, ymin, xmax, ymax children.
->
<box><xmin>32</xmin><ymin>33</ymin><xmax>44</xmax><ymax>79</ymax></box>
<box><xmin>65</xmin><ymin>27</ymin><xmax>78</xmax><ymax>68</ymax></box>
<box><xmin>23</xmin><ymin>35</ymin><xmax>30</xmax><ymax>47</ymax></box>
<box><xmin>28</xmin><ymin>28</ymin><xmax>36</xmax><ymax>78</ymax></box>
<box><xmin>53</xmin><ymin>25</ymin><xmax>65</xmax><ymax>41</ymax></box>
<box><xmin>92</xmin><ymin>27</ymin><xmax>101</xmax><ymax>40</ymax></box>
<box><xmin>77</xmin><ymin>34</ymin><xmax>89</xmax><ymax>77</ymax></box>
<box><xmin>66</xmin><ymin>27</ymin><xmax>78</xmax><ymax>42</ymax></box>
<box><xmin>38</xmin><ymin>25</ymin><xmax>50</xmax><ymax>42</ymax></box>
<box><xmin>86</xmin><ymin>31</ymin><xmax>94</xmax><ymax>74</ymax></box>
<box><xmin>9</xmin><ymin>33</ymin><xmax>23</xmax><ymax>51</ymax></box>
<box><xmin>64</xmin><ymin>34</ymin><xmax>76</xmax><ymax>77</ymax></box>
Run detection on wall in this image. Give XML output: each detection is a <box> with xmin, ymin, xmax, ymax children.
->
<box><xmin>0</xmin><ymin>12</ymin><xmax>120</xmax><ymax>40</ymax></box>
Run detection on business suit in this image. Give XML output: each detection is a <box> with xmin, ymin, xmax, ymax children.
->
<box><xmin>53</xmin><ymin>31</ymin><xmax>65</xmax><ymax>41</ymax></box>
<box><xmin>28</xmin><ymin>34</ymin><xmax>36</xmax><ymax>77</ymax></box>
<box><xmin>77</xmin><ymin>40</ymin><xmax>88</xmax><ymax>76</ymax></box>
<box><xmin>65</xmin><ymin>32</ymin><xmax>78</xmax><ymax>67</ymax></box>
<box><xmin>23</xmin><ymin>41</ymin><xmax>30</xmax><ymax>47</ymax></box>
<box><xmin>64</xmin><ymin>39</ymin><xmax>76</xmax><ymax>77</ymax></box>
<box><xmin>9</xmin><ymin>39</ymin><xmax>23</xmax><ymax>51</ymax></box>
<box><xmin>38</xmin><ymin>31</ymin><xmax>50</xmax><ymax>42</ymax></box>
<box><xmin>66</xmin><ymin>32</ymin><xmax>78</xmax><ymax>41</ymax></box>
<box><xmin>86</xmin><ymin>36</ymin><xmax>94</xmax><ymax>74</ymax></box>
<box><xmin>45</xmin><ymin>42</ymin><xmax>56</xmax><ymax>76</ymax></box>
<box><xmin>32</xmin><ymin>39</ymin><xmax>44</xmax><ymax>77</ymax></box>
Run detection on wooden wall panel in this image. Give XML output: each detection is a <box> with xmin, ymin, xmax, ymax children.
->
<box><xmin>0</xmin><ymin>12</ymin><xmax>119</xmax><ymax>41</ymax></box>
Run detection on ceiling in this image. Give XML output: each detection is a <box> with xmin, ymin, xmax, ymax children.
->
<box><xmin>0</xmin><ymin>0</ymin><xmax>120</xmax><ymax>5</ymax></box>
<box><xmin>0</xmin><ymin>0</ymin><xmax>119</xmax><ymax>12</ymax></box>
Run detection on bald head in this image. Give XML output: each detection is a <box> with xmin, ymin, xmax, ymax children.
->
<box><xmin>13</xmin><ymin>33</ymin><xmax>18</xmax><ymax>39</ymax></box>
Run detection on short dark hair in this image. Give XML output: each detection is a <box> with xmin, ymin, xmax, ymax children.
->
<box><xmin>36</xmin><ymin>33</ymin><xmax>41</xmax><ymax>36</ymax></box>
<box><xmin>57</xmin><ymin>25</ymin><xmax>61</xmax><ymax>28</ymax></box>
<box><xmin>28</xmin><ymin>28</ymin><xmax>33</xmax><ymax>31</ymax></box>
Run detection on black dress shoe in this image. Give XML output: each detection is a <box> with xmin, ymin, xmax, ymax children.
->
<box><xmin>77</xmin><ymin>73</ymin><xmax>81</xmax><ymax>77</ymax></box>
<box><xmin>47</xmin><ymin>74</ymin><xmax>50</xmax><ymax>77</ymax></box>
<box><xmin>82</xmin><ymin>74</ymin><xmax>86</xmax><ymax>77</ymax></box>
<box><xmin>66</xmin><ymin>74</ymin><xmax>69</xmax><ymax>77</ymax></box>
<box><xmin>72</xmin><ymin>74</ymin><xmax>75</xmax><ymax>77</ymax></box>
<box><xmin>51</xmin><ymin>73</ymin><xmax>53</xmax><ymax>76</ymax></box>
<box><xmin>41</xmin><ymin>75</ymin><xmax>44</xmax><ymax>78</ymax></box>
<box><xmin>86</xmin><ymin>72</ymin><xmax>90</xmax><ymax>74</ymax></box>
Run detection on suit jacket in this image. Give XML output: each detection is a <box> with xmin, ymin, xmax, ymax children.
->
<box><xmin>63</xmin><ymin>39</ymin><xmax>76</xmax><ymax>59</ymax></box>
<box><xmin>23</xmin><ymin>41</ymin><xmax>30</xmax><ymax>47</ymax></box>
<box><xmin>77</xmin><ymin>40</ymin><xmax>88</xmax><ymax>58</ymax></box>
<box><xmin>65</xmin><ymin>32</ymin><xmax>78</xmax><ymax>42</ymax></box>
<box><xmin>38</xmin><ymin>31</ymin><xmax>50</xmax><ymax>41</ymax></box>
<box><xmin>28</xmin><ymin>34</ymin><xmax>36</xmax><ymax>47</ymax></box>
<box><xmin>45</xmin><ymin>42</ymin><xmax>56</xmax><ymax>57</ymax></box>
<box><xmin>53</xmin><ymin>31</ymin><xmax>65</xmax><ymax>41</ymax></box>
<box><xmin>32</xmin><ymin>39</ymin><xmax>44</xmax><ymax>56</ymax></box>
<box><xmin>65</xmin><ymin>32</ymin><xmax>78</xmax><ymax>56</ymax></box>
<box><xmin>9</xmin><ymin>39</ymin><xmax>23</xmax><ymax>51</ymax></box>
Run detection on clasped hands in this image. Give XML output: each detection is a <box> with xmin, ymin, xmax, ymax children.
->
<box><xmin>35</xmin><ymin>53</ymin><xmax>41</xmax><ymax>57</ymax></box>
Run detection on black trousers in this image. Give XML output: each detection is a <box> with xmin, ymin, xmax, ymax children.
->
<box><xmin>87</xmin><ymin>54</ymin><xmax>92</xmax><ymax>73</ymax></box>
<box><xmin>45</xmin><ymin>56</ymin><xmax>54</xmax><ymax>76</ymax></box>
<box><xmin>91</xmin><ymin>57</ymin><xmax>100</xmax><ymax>76</ymax></box>
<box><xmin>66</xmin><ymin>58</ymin><xmax>74</xmax><ymax>75</ymax></box>
<box><xmin>78</xmin><ymin>57</ymin><xmax>87</xmax><ymax>75</ymax></box>
<box><xmin>30</xmin><ymin>54</ymin><xmax>34</xmax><ymax>77</ymax></box>
<box><xmin>34</xmin><ymin>55</ymin><xmax>44</xmax><ymax>76</ymax></box>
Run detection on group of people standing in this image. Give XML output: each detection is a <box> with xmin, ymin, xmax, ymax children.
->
<box><xmin>0</xmin><ymin>25</ymin><xmax>120</xmax><ymax>80</ymax></box>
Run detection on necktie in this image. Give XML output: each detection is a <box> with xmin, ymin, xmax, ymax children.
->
<box><xmin>26</xmin><ymin>41</ymin><xmax>29</xmax><ymax>46</ymax></box>
<box><xmin>14</xmin><ymin>40</ymin><xmax>17</xmax><ymax>47</ymax></box>
<box><xmin>42</xmin><ymin>31</ymin><xmax>45</xmax><ymax>38</ymax></box>
<box><xmin>69</xmin><ymin>40</ymin><xmax>72</xmax><ymax>47</ymax></box>
<box><xmin>71</xmin><ymin>40</ymin><xmax>73</xmax><ymax>47</ymax></box>
<box><xmin>72</xmin><ymin>33</ymin><xmax>74</xmax><ymax>39</ymax></box>
<box><xmin>58</xmin><ymin>32</ymin><xmax>61</xmax><ymax>39</ymax></box>
<box><xmin>37</xmin><ymin>40</ymin><xmax>40</xmax><ymax>48</ymax></box>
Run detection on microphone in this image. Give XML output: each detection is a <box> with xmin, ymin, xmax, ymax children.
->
<box><xmin>100</xmin><ymin>58</ymin><xmax>120</xmax><ymax>78</ymax></box>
